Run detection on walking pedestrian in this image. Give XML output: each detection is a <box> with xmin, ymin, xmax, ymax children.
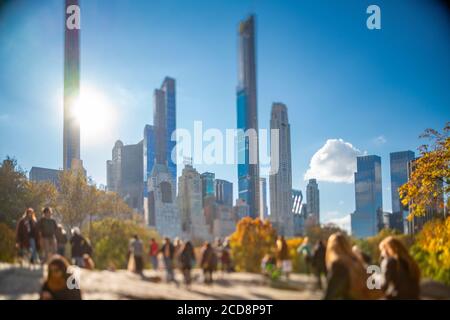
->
<box><xmin>70</xmin><ymin>227</ymin><xmax>85</xmax><ymax>267</ymax></box>
<box><xmin>179</xmin><ymin>241</ymin><xmax>196</xmax><ymax>287</ymax></box>
<box><xmin>15</xmin><ymin>208</ymin><xmax>40</xmax><ymax>265</ymax></box>
<box><xmin>148</xmin><ymin>238</ymin><xmax>159</xmax><ymax>270</ymax></box>
<box><xmin>160</xmin><ymin>237</ymin><xmax>177</xmax><ymax>283</ymax></box>
<box><xmin>55</xmin><ymin>224</ymin><xmax>68</xmax><ymax>257</ymax></box>
<box><xmin>37</xmin><ymin>207</ymin><xmax>57</xmax><ymax>263</ymax></box>
<box><xmin>311</xmin><ymin>240</ymin><xmax>327</xmax><ymax>289</ymax></box>
<box><xmin>276</xmin><ymin>236</ymin><xmax>291</xmax><ymax>280</ymax></box>
<box><xmin>297</xmin><ymin>237</ymin><xmax>312</xmax><ymax>274</ymax></box>
<box><xmin>128</xmin><ymin>235</ymin><xmax>144</xmax><ymax>275</ymax></box>
<box><xmin>379</xmin><ymin>236</ymin><xmax>420</xmax><ymax>299</ymax></box>
<box><xmin>200</xmin><ymin>242</ymin><xmax>217</xmax><ymax>284</ymax></box>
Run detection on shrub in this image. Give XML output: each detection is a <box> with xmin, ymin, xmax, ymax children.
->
<box><xmin>0</xmin><ymin>223</ymin><xmax>16</xmax><ymax>262</ymax></box>
<box><xmin>85</xmin><ymin>218</ymin><xmax>160</xmax><ymax>270</ymax></box>
<box><xmin>229</xmin><ymin>217</ymin><xmax>277</xmax><ymax>273</ymax></box>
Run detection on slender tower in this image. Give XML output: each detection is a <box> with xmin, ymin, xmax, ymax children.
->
<box><xmin>236</xmin><ymin>15</ymin><xmax>260</xmax><ymax>218</ymax></box>
<box><xmin>63</xmin><ymin>0</ymin><xmax>81</xmax><ymax>170</ymax></box>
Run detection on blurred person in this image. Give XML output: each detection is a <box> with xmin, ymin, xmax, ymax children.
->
<box><xmin>311</xmin><ymin>240</ymin><xmax>327</xmax><ymax>289</ymax></box>
<box><xmin>379</xmin><ymin>236</ymin><xmax>420</xmax><ymax>300</ymax></box>
<box><xmin>297</xmin><ymin>237</ymin><xmax>312</xmax><ymax>275</ymax></box>
<box><xmin>200</xmin><ymin>242</ymin><xmax>218</xmax><ymax>284</ymax></box>
<box><xmin>148</xmin><ymin>238</ymin><xmax>159</xmax><ymax>270</ymax></box>
<box><xmin>70</xmin><ymin>227</ymin><xmax>85</xmax><ymax>267</ymax></box>
<box><xmin>55</xmin><ymin>224</ymin><xmax>68</xmax><ymax>257</ymax></box>
<box><xmin>40</xmin><ymin>255</ymin><xmax>82</xmax><ymax>300</ymax></box>
<box><xmin>324</xmin><ymin>233</ymin><xmax>373</xmax><ymax>300</ymax></box>
<box><xmin>160</xmin><ymin>237</ymin><xmax>177</xmax><ymax>283</ymax></box>
<box><xmin>352</xmin><ymin>245</ymin><xmax>372</xmax><ymax>266</ymax></box>
<box><xmin>16</xmin><ymin>208</ymin><xmax>40</xmax><ymax>265</ymax></box>
<box><xmin>276</xmin><ymin>236</ymin><xmax>291</xmax><ymax>280</ymax></box>
<box><xmin>179</xmin><ymin>241</ymin><xmax>196</xmax><ymax>287</ymax></box>
<box><xmin>128</xmin><ymin>235</ymin><xmax>144</xmax><ymax>275</ymax></box>
<box><xmin>37</xmin><ymin>207</ymin><xmax>58</xmax><ymax>263</ymax></box>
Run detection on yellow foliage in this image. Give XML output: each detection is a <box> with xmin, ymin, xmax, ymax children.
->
<box><xmin>412</xmin><ymin>217</ymin><xmax>450</xmax><ymax>282</ymax></box>
<box><xmin>229</xmin><ymin>217</ymin><xmax>277</xmax><ymax>273</ymax></box>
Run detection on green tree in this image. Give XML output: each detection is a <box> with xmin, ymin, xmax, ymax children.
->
<box><xmin>86</xmin><ymin>218</ymin><xmax>160</xmax><ymax>270</ymax></box>
<box><xmin>0</xmin><ymin>223</ymin><xmax>16</xmax><ymax>262</ymax></box>
<box><xmin>0</xmin><ymin>157</ymin><xmax>30</xmax><ymax>227</ymax></box>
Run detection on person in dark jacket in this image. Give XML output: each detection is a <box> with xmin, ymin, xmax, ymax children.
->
<box><xmin>70</xmin><ymin>227</ymin><xmax>85</xmax><ymax>267</ymax></box>
<box><xmin>379</xmin><ymin>236</ymin><xmax>420</xmax><ymax>300</ymax></box>
<box><xmin>40</xmin><ymin>255</ymin><xmax>82</xmax><ymax>300</ymax></box>
<box><xmin>37</xmin><ymin>207</ymin><xmax>58</xmax><ymax>263</ymax></box>
<box><xmin>311</xmin><ymin>240</ymin><xmax>327</xmax><ymax>289</ymax></box>
<box><xmin>179</xmin><ymin>241</ymin><xmax>196</xmax><ymax>287</ymax></box>
<box><xmin>16</xmin><ymin>208</ymin><xmax>40</xmax><ymax>264</ymax></box>
<box><xmin>200</xmin><ymin>242</ymin><xmax>218</xmax><ymax>284</ymax></box>
<box><xmin>55</xmin><ymin>224</ymin><xmax>68</xmax><ymax>257</ymax></box>
<box><xmin>160</xmin><ymin>237</ymin><xmax>177</xmax><ymax>283</ymax></box>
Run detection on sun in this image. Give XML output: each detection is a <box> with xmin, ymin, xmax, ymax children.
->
<box><xmin>72</xmin><ymin>85</ymin><xmax>115</xmax><ymax>143</ymax></box>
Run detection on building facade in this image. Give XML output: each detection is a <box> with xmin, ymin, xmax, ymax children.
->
<box><xmin>351</xmin><ymin>155</ymin><xmax>383</xmax><ymax>238</ymax></box>
<box><xmin>259</xmin><ymin>177</ymin><xmax>269</xmax><ymax>220</ymax></box>
<box><xmin>269</xmin><ymin>103</ymin><xmax>294</xmax><ymax>237</ymax></box>
<box><xmin>236</xmin><ymin>15</ymin><xmax>260</xmax><ymax>219</ymax></box>
<box><xmin>390</xmin><ymin>150</ymin><xmax>415</xmax><ymax>233</ymax></box>
<box><xmin>147</xmin><ymin>164</ymin><xmax>181</xmax><ymax>238</ymax></box>
<box><xmin>177</xmin><ymin>164</ymin><xmax>210</xmax><ymax>241</ymax></box>
<box><xmin>63</xmin><ymin>0</ymin><xmax>81</xmax><ymax>171</ymax></box>
<box><xmin>29</xmin><ymin>167</ymin><xmax>62</xmax><ymax>187</ymax></box>
<box><xmin>215</xmin><ymin>179</ymin><xmax>233</xmax><ymax>207</ymax></box>
<box><xmin>306</xmin><ymin>179</ymin><xmax>320</xmax><ymax>225</ymax></box>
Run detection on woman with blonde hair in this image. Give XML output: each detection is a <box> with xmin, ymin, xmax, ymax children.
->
<box><xmin>15</xmin><ymin>208</ymin><xmax>40</xmax><ymax>265</ymax></box>
<box><xmin>379</xmin><ymin>236</ymin><xmax>420</xmax><ymax>299</ymax></box>
<box><xmin>324</xmin><ymin>232</ymin><xmax>376</xmax><ymax>300</ymax></box>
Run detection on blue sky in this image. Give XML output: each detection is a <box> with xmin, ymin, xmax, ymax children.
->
<box><xmin>0</xmin><ymin>0</ymin><xmax>449</xmax><ymax>230</ymax></box>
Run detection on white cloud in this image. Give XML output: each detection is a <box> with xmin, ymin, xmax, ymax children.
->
<box><xmin>304</xmin><ymin>139</ymin><xmax>364</xmax><ymax>183</ymax></box>
<box><xmin>372</xmin><ymin>135</ymin><xmax>387</xmax><ymax>146</ymax></box>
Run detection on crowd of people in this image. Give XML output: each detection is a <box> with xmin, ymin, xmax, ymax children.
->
<box><xmin>15</xmin><ymin>207</ymin><xmax>94</xmax><ymax>300</ymax></box>
<box><xmin>127</xmin><ymin>236</ymin><xmax>233</xmax><ymax>288</ymax></box>
<box><xmin>15</xmin><ymin>207</ymin><xmax>421</xmax><ymax>300</ymax></box>
<box><xmin>294</xmin><ymin>232</ymin><xmax>421</xmax><ymax>300</ymax></box>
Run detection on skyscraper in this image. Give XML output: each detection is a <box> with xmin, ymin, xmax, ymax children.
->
<box><xmin>390</xmin><ymin>150</ymin><xmax>415</xmax><ymax>233</ymax></box>
<box><xmin>236</xmin><ymin>15</ymin><xmax>260</xmax><ymax>218</ymax></box>
<box><xmin>269</xmin><ymin>103</ymin><xmax>293</xmax><ymax>236</ymax></box>
<box><xmin>143</xmin><ymin>125</ymin><xmax>156</xmax><ymax>220</ymax></box>
<box><xmin>201</xmin><ymin>172</ymin><xmax>215</xmax><ymax>205</ymax></box>
<box><xmin>259</xmin><ymin>177</ymin><xmax>268</xmax><ymax>220</ymax></box>
<box><xmin>215</xmin><ymin>179</ymin><xmax>233</xmax><ymax>207</ymax></box>
<box><xmin>306</xmin><ymin>179</ymin><xmax>320</xmax><ymax>225</ymax></box>
<box><xmin>106</xmin><ymin>140</ymin><xmax>143</xmax><ymax>212</ymax></box>
<box><xmin>153</xmin><ymin>77</ymin><xmax>177</xmax><ymax>184</ymax></box>
<box><xmin>177</xmin><ymin>163</ymin><xmax>210</xmax><ymax>241</ymax></box>
<box><xmin>63</xmin><ymin>0</ymin><xmax>81</xmax><ymax>170</ymax></box>
<box><xmin>292</xmin><ymin>189</ymin><xmax>305</xmax><ymax>237</ymax></box>
<box><xmin>351</xmin><ymin>155</ymin><xmax>383</xmax><ymax>238</ymax></box>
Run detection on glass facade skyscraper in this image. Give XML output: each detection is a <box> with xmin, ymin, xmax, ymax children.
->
<box><xmin>143</xmin><ymin>124</ymin><xmax>156</xmax><ymax>200</ymax></box>
<box><xmin>390</xmin><ymin>150</ymin><xmax>415</xmax><ymax>233</ymax></box>
<box><xmin>63</xmin><ymin>0</ymin><xmax>81</xmax><ymax>170</ymax></box>
<box><xmin>215</xmin><ymin>179</ymin><xmax>233</xmax><ymax>207</ymax></box>
<box><xmin>236</xmin><ymin>15</ymin><xmax>260</xmax><ymax>218</ymax></box>
<box><xmin>154</xmin><ymin>77</ymin><xmax>177</xmax><ymax>184</ymax></box>
<box><xmin>201</xmin><ymin>172</ymin><xmax>215</xmax><ymax>205</ymax></box>
<box><xmin>351</xmin><ymin>155</ymin><xmax>383</xmax><ymax>238</ymax></box>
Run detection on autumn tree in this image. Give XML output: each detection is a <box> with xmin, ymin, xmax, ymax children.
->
<box><xmin>229</xmin><ymin>217</ymin><xmax>277</xmax><ymax>273</ymax></box>
<box><xmin>399</xmin><ymin>122</ymin><xmax>449</xmax><ymax>218</ymax></box>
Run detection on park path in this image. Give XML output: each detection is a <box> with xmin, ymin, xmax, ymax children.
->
<box><xmin>0</xmin><ymin>263</ymin><xmax>323</xmax><ymax>300</ymax></box>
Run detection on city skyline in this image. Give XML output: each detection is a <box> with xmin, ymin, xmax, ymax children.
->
<box><xmin>1</xmin><ymin>0</ymin><xmax>449</xmax><ymax>230</ymax></box>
